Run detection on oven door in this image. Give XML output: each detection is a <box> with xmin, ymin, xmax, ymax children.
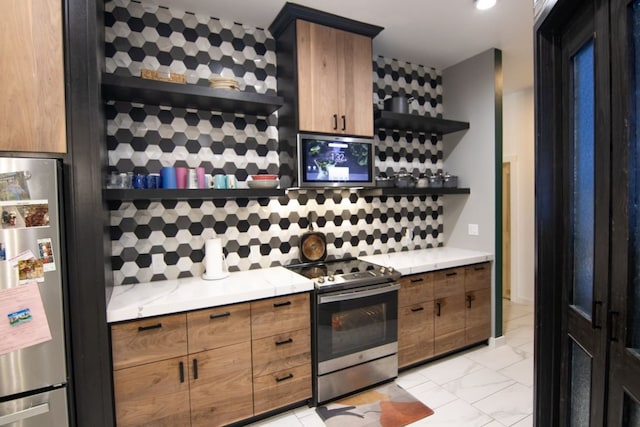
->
<box><xmin>316</xmin><ymin>282</ymin><xmax>399</xmax><ymax>374</ymax></box>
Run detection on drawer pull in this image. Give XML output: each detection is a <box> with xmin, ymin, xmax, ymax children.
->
<box><xmin>137</xmin><ymin>323</ymin><xmax>162</xmax><ymax>332</ymax></box>
<box><xmin>341</xmin><ymin>115</ymin><xmax>346</xmax><ymax>131</ymax></box>
<box><xmin>193</xmin><ymin>359</ymin><xmax>199</xmax><ymax>380</ymax></box>
<box><xmin>179</xmin><ymin>361</ymin><xmax>185</xmax><ymax>383</ymax></box>
<box><xmin>436</xmin><ymin>302</ymin><xmax>441</xmax><ymax>316</ymax></box>
<box><xmin>273</xmin><ymin>301</ymin><xmax>292</xmax><ymax>308</ymax></box>
<box><xmin>333</xmin><ymin>114</ymin><xmax>338</xmax><ymax>130</ymax></box>
<box><xmin>410</xmin><ymin>277</ymin><xmax>424</xmax><ymax>283</ymax></box>
<box><xmin>445</xmin><ymin>272</ymin><xmax>457</xmax><ymax>277</ymax></box>
<box><xmin>209</xmin><ymin>311</ymin><xmax>231</xmax><ymax>320</ymax></box>
<box><xmin>276</xmin><ymin>373</ymin><xmax>294</xmax><ymax>383</ymax></box>
<box><xmin>474</xmin><ymin>266</ymin><xmax>485</xmax><ymax>271</ymax></box>
<box><xmin>275</xmin><ymin>338</ymin><xmax>293</xmax><ymax>346</ymax></box>
<box><xmin>466</xmin><ymin>294</ymin><xmax>473</xmax><ymax>308</ymax></box>
<box><xmin>411</xmin><ymin>306</ymin><xmax>424</xmax><ymax>312</ymax></box>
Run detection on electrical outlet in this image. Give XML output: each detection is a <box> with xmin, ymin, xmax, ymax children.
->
<box><xmin>404</xmin><ymin>228</ymin><xmax>413</xmax><ymax>241</ymax></box>
<box><xmin>468</xmin><ymin>224</ymin><xmax>479</xmax><ymax>236</ymax></box>
<box><xmin>151</xmin><ymin>253</ymin><xmax>163</xmax><ymax>273</ymax></box>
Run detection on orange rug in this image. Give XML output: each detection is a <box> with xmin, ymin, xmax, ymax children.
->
<box><xmin>316</xmin><ymin>382</ymin><xmax>434</xmax><ymax>427</ymax></box>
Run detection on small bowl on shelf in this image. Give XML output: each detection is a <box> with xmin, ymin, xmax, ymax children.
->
<box><xmin>251</xmin><ymin>174</ymin><xmax>278</xmax><ymax>181</ymax></box>
<box><xmin>247</xmin><ymin>179</ymin><xmax>279</xmax><ymax>189</ymax></box>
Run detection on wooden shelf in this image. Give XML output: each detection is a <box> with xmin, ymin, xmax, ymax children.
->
<box><xmin>104</xmin><ymin>188</ymin><xmax>286</xmax><ymax>201</ymax></box>
<box><xmin>360</xmin><ymin>187</ymin><xmax>471</xmax><ymax>197</ymax></box>
<box><xmin>101</xmin><ymin>73</ymin><xmax>284</xmax><ymax>116</ymax></box>
<box><xmin>374</xmin><ymin>110</ymin><xmax>469</xmax><ymax>135</ymax></box>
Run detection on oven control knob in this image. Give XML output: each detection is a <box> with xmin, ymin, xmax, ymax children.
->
<box><xmin>387</xmin><ymin>266</ymin><xmax>394</xmax><ymax>273</ymax></box>
<box><xmin>317</xmin><ymin>277</ymin><xmax>325</xmax><ymax>284</ymax></box>
<box><xmin>380</xmin><ymin>267</ymin><xmax>386</xmax><ymax>273</ymax></box>
<box><xmin>328</xmin><ymin>274</ymin><xmax>335</xmax><ymax>282</ymax></box>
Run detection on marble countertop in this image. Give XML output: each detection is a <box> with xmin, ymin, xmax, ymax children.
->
<box><xmin>106</xmin><ymin>266</ymin><xmax>314</xmax><ymax>323</ymax></box>
<box><xmin>107</xmin><ymin>247</ymin><xmax>493</xmax><ymax>323</ymax></box>
<box><xmin>360</xmin><ymin>247</ymin><xmax>493</xmax><ymax>276</ymax></box>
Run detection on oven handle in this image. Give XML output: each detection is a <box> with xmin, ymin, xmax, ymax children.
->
<box><xmin>318</xmin><ymin>282</ymin><xmax>400</xmax><ymax>303</ymax></box>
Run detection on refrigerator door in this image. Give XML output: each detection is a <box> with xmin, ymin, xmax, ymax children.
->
<box><xmin>0</xmin><ymin>158</ymin><xmax>67</xmax><ymax>398</ymax></box>
<box><xmin>0</xmin><ymin>387</ymin><xmax>68</xmax><ymax>427</ymax></box>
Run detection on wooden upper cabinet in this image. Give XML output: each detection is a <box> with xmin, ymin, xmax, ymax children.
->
<box><xmin>0</xmin><ymin>0</ymin><xmax>66</xmax><ymax>153</ymax></box>
<box><xmin>296</xmin><ymin>20</ymin><xmax>373</xmax><ymax>137</ymax></box>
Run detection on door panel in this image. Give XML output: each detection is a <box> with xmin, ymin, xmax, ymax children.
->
<box><xmin>559</xmin><ymin>2</ymin><xmax>610</xmax><ymax>424</ymax></box>
<box><xmin>608</xmin><ymin>0</ymin><xmax>640</xmax><ymax>423</ymax></box>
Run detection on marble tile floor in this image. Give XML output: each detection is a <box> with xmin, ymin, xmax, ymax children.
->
<box><xmin>247</xmin><ymin>299</ymin><xmax>534</xmax><ymax>427</ymax></box>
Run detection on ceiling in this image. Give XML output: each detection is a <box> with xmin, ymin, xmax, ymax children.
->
<box><xmin>150</xmin><ymin>0</ymin><xmax>534</xmax><ymax>94</ymax></box>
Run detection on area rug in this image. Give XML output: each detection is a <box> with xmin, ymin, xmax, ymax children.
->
<box><xmin>315</xmin><ymin>382</ymin><xmax>434</xmax><ymax>427</ymax></box>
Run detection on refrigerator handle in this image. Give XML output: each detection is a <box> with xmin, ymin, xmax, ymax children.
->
<box><xmin>0</xmin><ymin>403</ymin><xmax>50</xmax><ymax>425</ymax></box>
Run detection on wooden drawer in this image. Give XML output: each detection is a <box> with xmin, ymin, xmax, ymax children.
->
<box><xmin>433</xmin><ymin>267</ymin><xmax>465</xmax><ymax>298</ymax></box>
<box><xmin>251</xmin><ymin>293</ymin><xmax>310</xmax><ymax>340</ymax></box>
<box><xmin>399</xmin><ymin>273</ymin><xmax>434</xmax><ymax>307</ymax></box>
<box><xmin>111</xmin><ymin>313</ymin><xmax>187</xmax><ymax>370</ymax></box>
<box><xmin>187</xmin><ymin>302</ymin><xmax>251</xmax><ymax>353</ymax></box>
<box><xmin>253</xmin><ymin>363</ymin><xmax>312</xmax><ymax>415</ymax></box>
<box><xmin>252</xmin><ymin>327</ymin><xmax>311</xmax><ymax>377</ymax></box>
<box><xmin>398</xmin><ymin>303</ymin><xmax>434</xmax><ymax>368</ymax></box>
<box><xmin>113</xmin><ymin>356</ymin><xmax>190</xmax><ymax>427</ymax></box>
<box><xmin>465</xmin><ymin>262</ymin><xmax>491</xmax><ymax>292</ymax></box>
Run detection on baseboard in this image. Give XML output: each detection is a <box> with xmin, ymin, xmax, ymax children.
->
<box><xmin>489</xmin><ymin>335</ymin><xmax>507</xmax><ymax>348</ymax></box>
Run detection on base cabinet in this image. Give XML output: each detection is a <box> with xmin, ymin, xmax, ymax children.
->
<box><xmin>397</xmin><ymin>262</ymin><xmax>492</xmax><ymax>368</ymax></box>
<box><xmin>111</xmin><ymin>294</ymin><xmax>311</xmax><ymax>427</ymax></box>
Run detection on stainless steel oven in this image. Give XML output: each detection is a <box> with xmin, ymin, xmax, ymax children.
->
<box><xmin>287</xmin><ymin>257</ymin><xmax>401</xmax><ymax>404</ymax></box>
<box><xmin>315</xmin><ymin>281</ymin><xmax>399</xmax><ymax>403</ymax></box>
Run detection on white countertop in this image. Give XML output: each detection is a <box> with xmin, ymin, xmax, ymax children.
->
<box><xmin>106</xmin><ymin>247</ymin><xmax>493</xmax><ymax>323</ymax></box>
<box><xmin>106</xmin><ymin>266</ymin><xmax>314</xmax><ymax>323</ymax></box>
<box><xmin>360</xmin><ymin>247</ymin><xmax>493</xmax><ymax>276</ymax></box>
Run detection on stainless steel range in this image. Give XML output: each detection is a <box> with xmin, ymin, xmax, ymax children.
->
<box><xmin>287</xmin><ymin>257</ymin><xmax>401</xmax><ymax>404</ymax></box>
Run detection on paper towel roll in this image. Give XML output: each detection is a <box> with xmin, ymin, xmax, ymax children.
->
<box><xmin>203</xmin><ymin>238</ymin><xmax>228</xmax><ymax>280</ymax></box>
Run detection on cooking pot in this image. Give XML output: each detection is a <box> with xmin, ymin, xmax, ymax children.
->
<box><xmin>383</xmin><ymin>95</ymin><xmax>413</xmax><ymax>114</ymax></box>
<box><xmin>299</xmin><ymin>215</ymin><xmax>326</xmax><ymax>262</ymax></box>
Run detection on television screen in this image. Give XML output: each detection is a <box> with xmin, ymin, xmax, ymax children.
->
<box><xmin>299</xmin><ymin>136</ymin><xmax>373</xmax><ymax>186</ymax></box>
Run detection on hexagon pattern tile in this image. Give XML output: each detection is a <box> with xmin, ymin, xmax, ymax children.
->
<box><xmin>106</xmin><ymin>0</ymin><xmax>447</xmax><ymax>285</ymax></box>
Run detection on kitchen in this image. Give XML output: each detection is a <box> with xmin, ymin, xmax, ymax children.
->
<box><xmin>0</xmin><ymin>0</ymin><xmax>535</xmax><ymax>426</ymax></box>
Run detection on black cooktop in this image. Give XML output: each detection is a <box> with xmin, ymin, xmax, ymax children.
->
<box><xmin>287</xmin><ymin>257</ymin><xmax>400</xmax><ymax>290</ymax></box>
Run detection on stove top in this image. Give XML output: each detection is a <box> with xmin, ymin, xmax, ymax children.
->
<box><xmin>287</xmin><ymin>257</ymin><xmax>400</xmax><ymax>291</ymax></box>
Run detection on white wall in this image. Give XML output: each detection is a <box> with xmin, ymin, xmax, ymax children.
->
<box><xmin>442</xmin><ymin>48</ymin><xmax>501</xmax><ymax>335</ymax></box>
<box><xmin>503</xmin><ymin>88</ymin><xmax>535</xmax><ymax>304</ymax></box>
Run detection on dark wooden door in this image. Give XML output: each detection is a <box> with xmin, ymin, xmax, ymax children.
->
<box><xmin>558</xmin><ymin>2</ymin><xmax>611</xmax><ymax>424</ymax></box>
<box><xmin>607</xmin><ymin>0</ymin><xmax>640</xmax><ymax>423</ymax></box>
<box><xmin>536</xmin><ymin>0</ymin><xmax>640</xmax><ymax>425</ymax></box>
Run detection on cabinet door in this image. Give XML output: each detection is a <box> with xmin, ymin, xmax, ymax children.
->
<box><xmin>1</xmin><ymin>0</ymin><xmax>66</xmax><ymax>153</ymax></box>
<box><xmin>297</xmin><ymin>20</ymin><xmax>340</xmax><ymax>134</ymax></box>
<box><xmin>187</xmin><ymin>302</ymin><xmax>250</xmax><ymax>353</ymax></box>
<box><xmin>465</xmin><ymin>288</ymin><xmax>492</xmax><ymax>344</ymax></box>
<box><xmin>111</xmin><ymin>313</ymin><xmax>187</xmax><ymax>370</ymax></box>
<box><xmin>189</xmin><ymin>342</ymin><xmax>254</xmax><ymax>427</ymax></box>
<box><xmin>337</xmin><ymin>29</ymin><xmax>374</xmax><ymax>137</ymax></box>
<box><xmin>434</xmin><ymin>268</ymin><xmax>466</xmax><ymax>355</ymax></box>
<box><xmin>398</xmin><ymin>302</ymin><xmax>434</xmax><ymax>368</ymax></box>
<box><xmin>251</xmin><ymin>293</ymin><xmax>310</xmax><ymax>340</ymax></box>
<box><xmin>113</xmin><ymin>356</ymin><xmax>190</xmax><ymax>427</ymax></box>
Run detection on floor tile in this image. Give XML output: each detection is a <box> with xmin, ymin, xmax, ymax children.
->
<box><xmin>409</xmin><ymin>398</ymin><xmax>493</xmax><ymax>426</ymax></box>
<box><xmin>466</xmin><ymin>343</ymin><xmax>528</xmax><ymax>371</ymax></box>
<box><xmin>413</xmin><ymin>353</ymin><xmax>485</xmax><ymax>385</ymax></box>
<box><xmin>511</xmin><ymin>414</ymin><xmax>533</xmax><ymax>426</ymax></box>
<box><xmin>499</xmin><ymin>356</ymin><xmax>533</xmax><ymax>387</ymax></box>
<box><xmin>516</xmin><ymin>339</ymin><xmax>534</xmax><ymax>356</ymax></box>
<box><xmin>404</xmin><ymin>379</ymin><xmax>459</xmax><ymax>409</ymax></box>
<box><xmin>473</xmin><ymin>383</ymin><xmax>533</xmax><ymax>426</ymax></box>
<box><xmin>481</xmin><ymin>421</ymin><xmax>508</xmax><ymax>426</ymax></box>
<box><xmin>396</xmin><ymin>370</ymin><xmax>431</xmax><ymax>389</ymax></box>
<box><xmin>503</xmin><ymin>326</ymin><xmax>534</xmax><ymax>348</ymax></box>
<box><xmin>441</xmin><ymin>367</ymin><xmax>515</xmax><ymax>403</ymax></box>
<box><xmin>247</xmin><ymin>411</ymin><xmax>303</xmax><ymax>426</ymax></box>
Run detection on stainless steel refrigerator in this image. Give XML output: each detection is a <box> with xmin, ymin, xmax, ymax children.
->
<box><xmin>0</xmin><ymin>158</ymin><xmax>69</xmax><ymax>426</ymax></box>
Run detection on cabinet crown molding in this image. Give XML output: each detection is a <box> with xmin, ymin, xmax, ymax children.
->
<box><xmin>269</xmin><ymin>2</ymin><xmax>384</xmax><ymax>39</ymax></box>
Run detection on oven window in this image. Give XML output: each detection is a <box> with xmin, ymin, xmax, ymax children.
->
<box><xmin>317</xmin><ymin>288</ymin><xmax>398</xmax><ymax>362</ymax></box>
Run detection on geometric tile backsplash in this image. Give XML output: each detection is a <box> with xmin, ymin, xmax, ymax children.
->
<box><xmin>105</xmin><ymin>0</ymin><xmax>447</xmax><ymax>285</ymax></box>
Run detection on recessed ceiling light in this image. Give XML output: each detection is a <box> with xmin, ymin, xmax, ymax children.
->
<box><xmin>475</xmin><ymin>0</ymin><xmax>497</xmax><ymax>10</ymax></box>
